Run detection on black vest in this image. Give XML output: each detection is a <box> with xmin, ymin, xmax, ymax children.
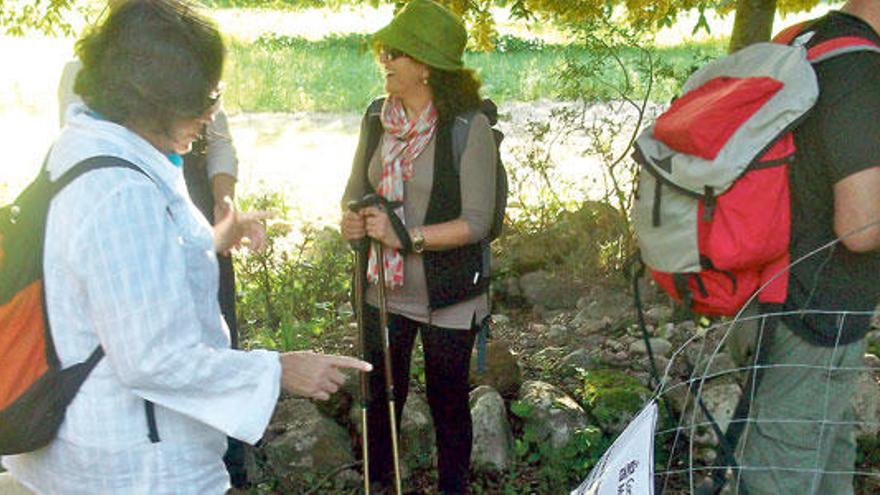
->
<box><xmin>359</xmin><ymin>120</ymin><xmax>489</xmax><ymax>310</ymax></box>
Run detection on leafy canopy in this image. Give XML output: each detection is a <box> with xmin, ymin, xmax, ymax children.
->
<box><xmin>1</xmin><ymin>0</ymin><xmax>825</xmax><ymax>39</ymax></box>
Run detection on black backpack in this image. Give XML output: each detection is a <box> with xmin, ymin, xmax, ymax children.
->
<box><xmin>0</xmin><ymin>155</ymin><xmax>160</xmax><ymax>455</ymax></box>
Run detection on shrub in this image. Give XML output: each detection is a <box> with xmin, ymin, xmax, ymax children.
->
<box><xmin>234</xmin><ymin>190</ymin><xmax>353</xmax><ymax>353</ymax></box>
<box><xmin>508</xmin><ymin>400</ymin><xmax>610</xmax><ymax>492</ymax></box>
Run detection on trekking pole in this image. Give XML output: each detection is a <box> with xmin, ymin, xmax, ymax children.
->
<box><xmin>374</xmin><ymin>240</ymin><xmax>403</xmax><ymax>495</ymax></box>
<box><xmin>346</xmin><ymin>203</ymin><xmax>372</xmax><ymax>494</ymax></box>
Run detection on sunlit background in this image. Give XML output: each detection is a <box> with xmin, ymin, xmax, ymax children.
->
<box><xmin>0</xmin><ymin>3</ymin><xmax>838</xmax><ymax>224</ymax></box>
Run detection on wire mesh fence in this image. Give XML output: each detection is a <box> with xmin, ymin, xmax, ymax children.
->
<box><xmin>641</xmin><ymin>227</ymin><xmax>880</xmax><ymax>494</ymax></box>
<box><xmin>652</xmin><ymin>308</ymin><xmax>880</xmax><ymax>494</ymax></box>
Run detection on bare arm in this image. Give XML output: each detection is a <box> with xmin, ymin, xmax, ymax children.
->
<box><xmin>211</xmin><ymin>172</ymin><xmax>236</xmax><ymax>224</ymax></box>
<box><xmin>834</xmin><ymin>166</ymin><xmax>880</xmax><ymax>252</ymax></box>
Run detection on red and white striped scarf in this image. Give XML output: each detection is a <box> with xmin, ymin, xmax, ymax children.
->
<box><xmin>368</xmin><ymin>96</ymin><xmax>438</xmax><ymax>289</ymax></box>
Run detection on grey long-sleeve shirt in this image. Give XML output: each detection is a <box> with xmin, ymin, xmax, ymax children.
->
<box><xmin>343</xmin><ymin>112</ymin><xmax>497</xmax><ymax>329</ymax></box>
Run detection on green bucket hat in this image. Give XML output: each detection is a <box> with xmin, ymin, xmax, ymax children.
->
<box><xmin>372</xmin><ymin>0</ymin><xmax>467</xmax><ymax>71</ymax></box>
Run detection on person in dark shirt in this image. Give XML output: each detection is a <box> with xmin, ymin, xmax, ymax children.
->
<box><xmin>735</xmin><ymin>1</ymin><xmax>880</xmax><ymax>493</ymax></box>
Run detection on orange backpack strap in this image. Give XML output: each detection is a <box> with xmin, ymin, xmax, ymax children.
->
<box><xmin>773</xmin><ymin>21</ymin><xmax>810</xmax><ymax>45</ymax></box>
<box><xmin>806</xmin><ymin>36</ymin><xmax>880</xmax><ymax>62</ymax></box>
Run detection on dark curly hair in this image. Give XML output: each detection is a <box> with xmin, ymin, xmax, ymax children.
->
<box><xmin>428</xmin><ymin>66</ymin><xmax>483</xmax><ymax>125</ymax></box>
<box><xmin>372</xmin><ymin>42</ymin><xmax>482</xmax><ymax>124</ymax></box>
<box><xmin>74</xmin><ymin>0</ymin><xmax>224</xmax><ymax>134</ymax></box>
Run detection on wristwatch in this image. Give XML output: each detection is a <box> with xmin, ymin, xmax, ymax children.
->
<box><xmin>411</xmin><ymin>227</ymin><xmax>426</xmax><ymax>254</ymax></box>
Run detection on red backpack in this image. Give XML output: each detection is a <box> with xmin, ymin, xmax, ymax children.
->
<box><xmin>632</xmin><ymin>25</ymin><xmax>880</xmax><ymax>316</ymax></box>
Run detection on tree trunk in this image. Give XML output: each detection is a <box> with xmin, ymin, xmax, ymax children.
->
<box><xmin>728</xmin><ymin>0</ymin><xmax>778</xmax><ymax>53</ymax></box>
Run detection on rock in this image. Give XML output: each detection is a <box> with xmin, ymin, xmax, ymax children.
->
<box><xmin>629</xmin><ymin>338</ymin><xmax>673</xmax><ymax>359</ymax></box>
<box><xmin>542</xmin><ymin>309</ymin><xmax>570</xmax><ymax>324</ymax></box>
<box><xmin>492</xmin><ymin>314</ymin><xmax>511</xmax><ymax>325</ymax></box>
<box><xmin>518</xmin><ymin>381</ymin><xmax>590</xmax><ymax>451</ymax></box>
<box><xmin>606</xmin><ymin>339</ymin><xmax>624</xmax><ymax>352</ymax></box>
<box><xmin>629</xmin><ymin>323</ymin><xmax>654</xmax><ymax>338</ymax></box>
<box><xmin>667</xmin><ymin>320</ymin><xmax>698</xmax><ymax>344</ymax></box>
<box><xmin>640</xmin><ymin>355</ymin><xmax>671</xmax><ymax>381</ymax></box>
<box><xmin>578</xmin><ymin>370</ymin><xmax>653</xmax><ymax>436</ymax></box>
<box><xmin>519</xmin><ymin>270</ymin><xmax>580</xmax><ymax>310</ymax></box>
<box><xmin>645</xmin><ymin>305</ymin><xmax>673</xmax><ymax>324</ymax></box>
<box><xmin>529</xmin><ymin>322</ymin><xmax>549</xmax><ymax>334</ymax></box>
<box><xmin>400</xmin><ymin>393</ymin><xmax>436</xmax><ymax>470</ymax></box>
<box><xmin>697</xmin><ymin>447</ymin><xmax>718</xmax><ymax>464</ymax></box>
<box><xmin>571</xmin><ymin>307</ymin><xmax>593</xmax><ymax>328</ymax></box>
<box><xmin>703</xmin><ymin>352</ymin><xmax>738</xmax><ymax>379</ymax></box>
<box><xmin>853</xmin><ymin>354</ymin><xmax>880</xmax><ymax>440</ymax></box>
<box><xmin>578</xmin><ymin>332</ymin><xmax>607</xmax><ymax>352</ymax></box>
<box><xmin>348</xmin><ymin>395</ymin><xmax>433</xmax><ymax>479</ymax></box>
<box><xmin>263</xmin><ymin>399</ymin><xmax>354</xmax><ymax>483</ymax></box>
<box><xmin>865</xmin><ymin>353</ymin><xmax>880</xmax><ymax>371</ymax></box>
<box><xmin>314</xmin><ymin>369</ymin><xmax>357</xmax><ymax>423</ymax></box>
<box><xmin>469</xmin><ymin>340</ymin><xmax>523</xmax><ymax>398</ymax></box>
<box><xmin>571</xmin><ymin>292</ymin><xmax>633</xmax><ymax>323</ymax></box>
<box><xmin>549</xmin><ymin>324</ymin><xmax>568</xmax><ymax>339</ymax></box>
<box><xmin>337</xmin><ymin>301</ymin><xmax>353</xmax><ymax>318</ymax></box>
<box><xmin>596</xmin><ymin>346</ymin><xmax>630</xmax><ymax>368</ymax></box>
<box><xmin>504</xmin><ymin>278</ymin><xmax>522</xmax><ymax>299</ymax></box>
<box><xmin>575</xmin><ymin>316</ymin><xmax>612</xmax><ymax>336</ymax></box>
<box><xmin>666</xmin><ymin>379</ymin><xmax>741</xmax><ymax>444</ymax></box>
<box><xmin>470</xmin><ymin>386</ymin><xmax>515</xmax><ymax>473</ymax></box>
<box><xmin>557</xmin><ymin>349</ymin><xmax>599</xmax><ymax>376</ymax></box>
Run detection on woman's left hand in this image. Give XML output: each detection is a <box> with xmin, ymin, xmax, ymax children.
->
<box><xmin>213</xmin><ymin>197</ymin><xmax>274</xmax><ymax>254</ymax></box>
<box><xmin>362</xmin><ymin>206</ymin><xmax>402</xmax><ymax>250</ymax></box>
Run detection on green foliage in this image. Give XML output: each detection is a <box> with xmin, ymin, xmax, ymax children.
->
<box><xmin>221</xmin><ymin>33</ymin><xmax>724</xmax><ymax>113</ymax></box>
<box><xmin>575</xmin><ymin>369</ymin><xmax>653</xmax><ymax>434</ymax></box>
<box><xmin>234</xmin><ymin>190</ymin><xmax>353</xmax><ymax>352</ymax></box>
<box><xmin>868</xmin><ymin>339</ymin><xmax>880</xmax><ymax>360</ymax></box>
<box><xmin>491</xmin><ymin>24</ymin><xmax>720</xmax><ymax>288</ymax></box>
<box><xmin>0</xmin><ymin>0</ymin><xmax>75</xmax><ymax>36</ymax></box>
<box><xmin>509</xmin><ymin>400</ymin><xmax>611</xmax><ymax>491</ymax></box>
<box><xmin>224</xmin><ymin>34</ymin><xmax>383</xmax><ymax>113</ymax></box>
<box><xmin>857</xmin><ymin>434</ymin><xmax>880</xmax><ymax>467</ymax></box>
<box><xmin>497</xmin><ymin>200</ymin><xmax>625</xmax><ymax>281</ymax></box>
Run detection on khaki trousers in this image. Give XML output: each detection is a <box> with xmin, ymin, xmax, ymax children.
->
<box><xmin>728</xmin><ymin>317</ymin><xmax>865</xmax><ymax>495</ymax></box>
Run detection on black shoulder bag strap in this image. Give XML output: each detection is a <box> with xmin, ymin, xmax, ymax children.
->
<box><xmin>52</xmin><ymin>155</ymin><xmax>163</xmax><ymax>444</ymax></box>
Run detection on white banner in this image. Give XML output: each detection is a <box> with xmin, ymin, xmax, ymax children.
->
<box><xmin>571</xmin><ymin>401</ymin><xmax>658</xmax><ymax>495</ymax></box>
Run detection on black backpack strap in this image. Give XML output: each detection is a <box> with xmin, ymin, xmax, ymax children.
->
<box><xmin>451</xmin><ymin>98</ymin><xmax>503</xmax><ymax>174</ymax></box>
<box><xmin>145</xmin><ymin>401</ymin><xmax>160</xmax><ymax>443</ymax></box>
<box><xmin>361</xmin><ymin>97</ymin><xmax>386</xmax><ymax>195</ymax></box>
<box><xmin>48</xmin><ymin>155</ymin><xmax>162</xmax><ymax>444</ymax></box>
<box><xmin>51</xmin><ymin>155</ymin><xmax>153</xmax><ymax>194</ymax></box>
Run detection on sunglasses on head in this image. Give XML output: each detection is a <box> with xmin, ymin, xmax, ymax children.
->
<box><xmin>379</xmin><ymin>47</ymin><xmax>408</xmax><ymax>63</ymax></box>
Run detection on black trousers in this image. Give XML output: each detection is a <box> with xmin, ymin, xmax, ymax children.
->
<box><xmin>183</xmin><ymin>153</ymin><xmax>246</xmax><ymax>488</ymax></box>
<box><xmin>362</xmin><ymin>304</ymin><xmax>476</xmax><ymax>494</ymax></box>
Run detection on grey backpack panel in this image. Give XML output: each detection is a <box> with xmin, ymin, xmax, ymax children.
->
<box><xmin>636</xmin><ymin>42</ymin><xmax>819</xmax><ymax>196</ymax></box>
<box><xmin>633</xmin><ymin>171</ymin><xmax>701</xmax><ymax>273</ymax></box>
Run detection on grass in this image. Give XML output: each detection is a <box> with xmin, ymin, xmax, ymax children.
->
<box><xmin>221</xmin><ymin>33</ymin><xmax>726</xmax><ymax>114</ymax></box>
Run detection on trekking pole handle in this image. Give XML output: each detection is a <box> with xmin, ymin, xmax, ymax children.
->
<box><xmin>346</xmin><ymin>199</ymin><xmax>373</xmax><ymax>253</ymax></box>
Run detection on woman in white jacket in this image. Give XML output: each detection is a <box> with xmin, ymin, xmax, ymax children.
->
<box><xmin>1</xmin><ymin>1</ymin><xmax>370</xmax><ymax>493</ymax></box>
